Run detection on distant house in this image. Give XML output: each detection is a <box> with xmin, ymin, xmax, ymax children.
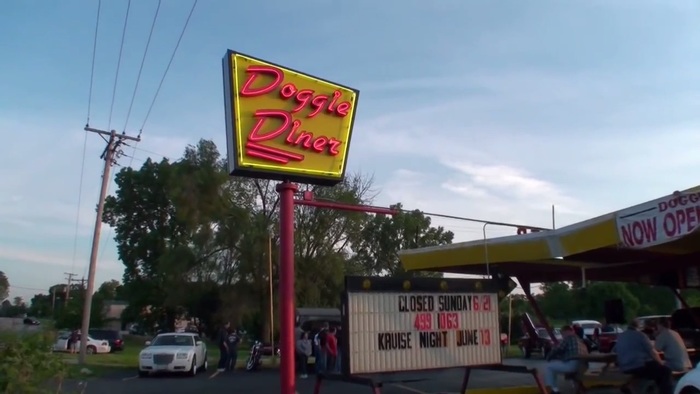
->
<box><xmin>102</xmin><ymin>300</ymin><xmax>128</xmax><ymax>331</ymax></box>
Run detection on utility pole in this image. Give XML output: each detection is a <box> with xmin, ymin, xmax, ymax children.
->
<box><xmin>78</xmin><ymin>127</ymin><xmax>140</xmax><ymax>365</ymax></box>
<box><xmin>64</xmin><ymin>272</ymin><xmax>77</xmax><ymax>307</ymax></box>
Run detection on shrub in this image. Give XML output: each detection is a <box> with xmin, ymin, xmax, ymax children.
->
<box><xmin>0</xmin><ymin>330</ymin><xmax>69</xmax><ymax>393</ymax></box>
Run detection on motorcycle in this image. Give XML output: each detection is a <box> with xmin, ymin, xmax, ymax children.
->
<box><xmin>246</xmin><ymin>340</ymin><xmax>263</xmax><ymax>371</ymax></box>
<box><xmin>245</xmin><ymin>340</ymin><xmax>281</xmax><ymax>371</ymax></box>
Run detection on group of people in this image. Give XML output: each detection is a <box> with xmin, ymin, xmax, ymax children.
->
<box><xmin>216</xmin><ymin>322</ymin><xmax>242</xmax><ymax>372</ymax></box>
<box><xmin>295</xmin><ymin>322</ymin><xmax>341</xmax><ymax>378</ymax></box>
<box><xmin>544</xmin><ymin>317</ymin><xmax>691</xmax><ymax>394</ymax></box>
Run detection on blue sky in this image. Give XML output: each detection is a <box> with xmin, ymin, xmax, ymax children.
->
<box><xmin>2</xmin><ymin>0</ymin><xmax>700</xmax><ymax>301</ymax></box>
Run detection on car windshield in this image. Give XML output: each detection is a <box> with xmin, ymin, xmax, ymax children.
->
<box><xmin>536</xmin><ymin>328</ymin><xmax>561</xmax><ymax>338</ymax></box>
<box><xmin>151</xmin><ymin>335</ymin><xmax>194</xmax><ymax>347</ymax></box>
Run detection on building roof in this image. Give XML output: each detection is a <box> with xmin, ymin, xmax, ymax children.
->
<box><xmin>399</xmin><ymin>185</ymin><xmax>700</xmax><ymax>285</ymax></box>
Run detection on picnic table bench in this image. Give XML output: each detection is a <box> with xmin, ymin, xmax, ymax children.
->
<box><xmin>563</xmin><ymin>349</ymin><xmax>696</xmax><ymax>394</ymax></box>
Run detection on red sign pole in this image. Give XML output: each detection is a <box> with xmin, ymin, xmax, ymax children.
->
<box><xmin>276</xmin><ymin>181</ymin><xmax>298</xmax><ymax>394</ymax></box>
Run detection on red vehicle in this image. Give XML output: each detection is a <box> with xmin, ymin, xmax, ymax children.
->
<box><xmin>595</xmin><ymin>325</ymin><xmax>623</xmax><ymax>353</ymax></box>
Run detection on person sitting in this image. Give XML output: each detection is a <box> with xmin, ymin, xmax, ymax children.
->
<box><xmin>544</xmin><ymin>325</ymin><xmax>589</xmax><ymax>393</ymax></box>
<box><xmin>654</xmin><ymin>317</ymin><xmax>691</xmax><ymax>373</ymax></box>
<box><xmin>614</xmin><ymin>320</ymin><xmax>673</xmax><ymax>394</ymax></box>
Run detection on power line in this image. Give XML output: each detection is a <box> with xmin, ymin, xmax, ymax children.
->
<box><xmin>122</xmin><ymin>0</ymin><xmax>161</xmax><ymax>134</ymax></box>
<box><xmin>138</xmin><ymin>0</ymin><xmax>198</xmax><ymax>133</ymax></box>
<box><xmin>70</xmin><ymin>131</ymin><xmax>89</xmax><ymax>275</ymax></box>
<box><xmin>107</xmin><ymin>0</ymin><xmax>132</xmax><ymax>132</ymax></box>
<box><xmin>86</xmin><ymin>0</ymin><xmax>102</xmax><ymax>126</ymax></box>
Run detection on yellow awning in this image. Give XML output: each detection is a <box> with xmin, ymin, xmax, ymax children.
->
<box><xmin>400</xmin><ymin>185</ymin><xmax>700</xmax><ymax>273</ymax></box>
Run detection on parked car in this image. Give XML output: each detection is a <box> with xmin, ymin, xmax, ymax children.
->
<box><xmin>52</xmin><ymin>333</ymin><xmax>111</xmax><ymax>354</ymax></box>
<box><xmin>596</xmin><ymin>324</ymin><xmax>624</xmax><ymax>353</ymax></box>
<box><xmin>518</xmin><ymin>327</ymin><xmax>562</xmax><ymax>358</ymax></box>
<box><xmin>671</xmin><ymin>308</ymin><xmax>700</xmax><ymax>349</ymax></box>
<box><xmin>634</xmin><ymin>315</ymin><xmax>671</xmax><ymax>340</ymax></box>
<box><xmin>571</xmin><ymin>320</ymin><xmax>602</xmax><ymax>339</ymax></box>
<box><xmin>295</xmin><ymin>307</ymin><xmax>341</xmax><ymax>363</ymax></box>
<box><xmin>138</xmin><ymin>332</ymin><xmax>207</xmax><ymax>377</ymax></box>
<box><xmin>23</xmin><ymin>317</ymin><xmax>40</xmax><ymax>325</ymax></box>
<box><xmin>518</xmin><ymin>313</ymin><xmax>562</xmax><ymax>358</ymax></box>
<box><xmin>89</xmin><ymin>329</ymin><xmax>124</xmax><ymax>352</ymax></box>
<box><xmin>673</xmin><ymin>363</ymin><xmax>700</xmax><ymax>394</ymax></box>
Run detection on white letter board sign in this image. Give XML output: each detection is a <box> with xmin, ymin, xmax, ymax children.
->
<box><xmin>340</xmin><ymin>276</ymin><xmax>503</xmax><ymax>375</ymax></box>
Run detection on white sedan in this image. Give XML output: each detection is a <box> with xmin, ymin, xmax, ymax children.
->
<box><xmin>138</xmin><ymin>332</ymin><xmax>208</xmax><ymax>377</ymax></box>
<box><xmin>53</xmin><ymin>334</ymin><xmax>111</xmax><ymax>354</ymax></box>
<box><xmin>675</xmin><ymin>364</ymin><xmax>700</xmax><ymax>394</ymax></box>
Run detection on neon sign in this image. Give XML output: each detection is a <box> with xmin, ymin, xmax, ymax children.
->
<box><xmin>222</xmin><ymin>51</ymin><xmax>359</xmax><ymax>186</ymax></box>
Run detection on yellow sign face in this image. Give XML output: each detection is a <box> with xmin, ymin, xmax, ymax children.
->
<box><xmin>222</xmin><ymin>50</ymin><xmax>359</xmax><ymax>185</ymax></box>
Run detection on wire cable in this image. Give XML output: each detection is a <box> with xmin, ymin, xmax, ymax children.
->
<box><xmin>69</xmin><ymin>131</ymin><xmax>89</xmax><ymax>276</ymax></box>
<box><xmin>107</xmin><ymin>0</ymin><xmax>132</xmax><ymax>132</ymax></box>
<box><xmin>138</xmin><ymin>0</ymin><xmax>198</xmax><ymax>133</ymax></box>
<box><xmin>86</xmin><ymin>0</ymin><xmax>102</xmax><ymax>127</ymax></box>
<box><xmin>122</xmin><ymin>0</ymin><xmax>161</xmax><ymax>134</ymax></box>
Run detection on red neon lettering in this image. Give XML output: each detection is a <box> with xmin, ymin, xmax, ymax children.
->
<box><xmin>620</xmin><ymin>218</ymin><xmax>657</xmax><ymax>247</ymax></box>
<box><xmin>239</xmin><ymin>64</ymin><xmax>352</xmax><ymax>164</ymax></box>
<box><xmin>240</xmin><ymin>66</ymin><xmax>283</xmax><ymax>97</ymax></box>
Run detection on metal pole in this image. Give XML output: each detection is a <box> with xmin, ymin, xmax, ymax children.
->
<box><xmin>552</xmin><ymin>205</ymin><xmax>556</xmax><ymax>230</ymax></box>
<box><xmin>507</xmin><ymin>295</ymin><xmax>513</xmax><ymax>357</ymax></box>
<box><xmin>276</xmin><ymin>181</ymin><xmax>297</xmax><ymax>394</ymax></box>
<box><xmin>78</xmin><ymin>131</ymin><xmax>116</xmax><ymax>364</ymax></box>
<box><xmin>268</xmin><ymin>234</ymin><xmax>275</xmax><ymax>356</ymax></box>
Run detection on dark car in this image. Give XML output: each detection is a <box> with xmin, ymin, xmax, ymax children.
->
<box><xmin>671</xmin><ymin>308</ymin><xmax>700</xmax><ymax>350</ymax></box>
<box><xmin>518</xmin><ymin>313</ymin><xmax>562</xmax><ymax>358</ymax></box>
<box><xmin>518</xmin><ymin>327</ymin><xmax>562</xmax><ymax>358</ymax></box>
<box><xmin>88</xmin><ymin>329</ymin><xmax>124</xmax><ymax>352</ymax></box>
<box><xmin>23</xmin><ymin>317</ymin><xmax>40</xmax><ymax>325</ymax></box>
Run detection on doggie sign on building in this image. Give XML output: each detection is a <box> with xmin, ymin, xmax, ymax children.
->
<box><xmin>341</xmin><ymin>276</ymin><xmax>502</xmax><ymax>375</ymax></box>
<box><xmin>222</xmin><ymin>50</ymin><xmax>359</xmax><ymax>186</ymax></box>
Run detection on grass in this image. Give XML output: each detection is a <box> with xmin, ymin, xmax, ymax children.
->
<box><xmin>60</xmin><ymin>334</ymin><xmax>276</xmax><ymax>376</ymax></box>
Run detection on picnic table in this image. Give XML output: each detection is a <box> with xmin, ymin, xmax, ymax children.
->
<box><xmin>569</xmin><ymin>348</ymin><xmax>697</xmax><ymax>377</ymax></box>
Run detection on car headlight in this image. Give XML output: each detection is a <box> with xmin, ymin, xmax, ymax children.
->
<box><xmin>102</xmin><ymin>342</ymin><xmax>109</xmax><ymax>346</ymax></box>
<box><xmin>140</xmin><ymin>353</ymin><xmax>152</xmax><ymax>359</ymax></box>
<box><xmin>176</xmin><ymin>353</ymin><xmax>189</xmax><ymax>359</ymax></box>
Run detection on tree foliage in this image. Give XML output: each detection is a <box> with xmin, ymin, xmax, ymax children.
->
<box><xmin>0</xmin><ymin>271</ymin><xmax>8</xmax><ymax>301</ymax></box>
<box><xmin>101</xmin><ymin>139</ymin><xmax>451</xmax><ymax>339</ymax></box>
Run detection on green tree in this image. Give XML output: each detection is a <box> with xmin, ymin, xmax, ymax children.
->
<box><xmin>0</xmin><ymin>271</ymin><xmax>8</xmax><ymax>301</ymax></box>
<box><xmin>97</xmin><ymin>280</ymin><xmax>123</xmax><ymax>300</ymax></box>
<box><xmin>351</xmin><ymin>203</ymin><xmax>454</xmax><ymax>277</ymax></box>
<box><xmin>28</xmin><ymin>293</ymin><xmax>52</xmax><ymax>318</ymax></box>
<box><xmin>538</xmin><ymin>282</ymin><xmax>575</xmax><ymax>320</ymax></box>
<box><xmin>572</xmin><ymin>282</ymin><xmax>640</xmax><ymax>322</ymax></box>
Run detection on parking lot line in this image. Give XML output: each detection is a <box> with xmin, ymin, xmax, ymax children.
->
<box><xmin>121</xmin><ymin>375</ymin><xmax>139</xmax><ymax>381</ymax></box>
<box><xmin>209</xmin><ymin>371</ymin><xmax>221</xmax><ymax>379</ymax></box>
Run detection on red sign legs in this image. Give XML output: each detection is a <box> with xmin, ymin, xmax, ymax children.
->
<box><xmin>277</xmin><ymin>181</ymin><xmax>298</xmax><ymax>394</ymax></box>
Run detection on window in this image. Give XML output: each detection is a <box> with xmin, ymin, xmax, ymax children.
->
<box><xmin>152</xmin><ymin>335</ymin><xmax>195</xmax><ymax>347</ymax></box>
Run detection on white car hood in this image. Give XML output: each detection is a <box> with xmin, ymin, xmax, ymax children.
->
<box><xmin>142</xmin><ymin>346</ymin><xmax>193</xmax><ymax>354</ymax></box>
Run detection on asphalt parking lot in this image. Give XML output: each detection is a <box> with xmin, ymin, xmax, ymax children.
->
<box><xmin>58</xmin><ymin>358</ymin><xmax>573</xmax><ymax>394</ymax></box>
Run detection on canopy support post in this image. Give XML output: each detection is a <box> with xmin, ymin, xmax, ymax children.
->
<box><xmin>519</xmin><ymin>277</ymin><xmax>559</xmax><ymax>345</ymax></box>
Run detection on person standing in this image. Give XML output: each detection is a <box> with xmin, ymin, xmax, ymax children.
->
<box><xmin>326</xmin><ymin>327</ymin><xmax>338</xmax><ymax>373</ymax></box>
<box><xmin>227</xmin><ymin>327</ymin><xmax>241</xmax><ymax>371</ymax></box>
<box><xmin>69</xmin><ymin>329</ymin><xmax>81</xmax><ymax>354</ymax></box>
<box><xmin>334</xmin><ymin>326</ymin><xmax>342</xmax><ymax>374</ymax></box>
<box><xmin>653</xmin><ymin>317</ymin><xmax>691</xmax><ymax>372</ymax></box>
<box><xmin>296</xmin><ymin>331</ymin><xmax>312</xmax><ymax>379</ymax></box>
<box><xmin>217</xmin><ymin>322</ymin><xmax>230</xmax><ymax>372</ymax></box>
<box><xmin>314</xmin><ymin>322</ymin><xmax>329</xmax><ymax>374</ymax></box>
<box><xmin>544</xmin><ymin>325</ymin><xmax>589</xmax><ymax>393</ymax></box>
<box><xmin>614</xmin><ymin>321</ymin><xmax>673</xmax><ymax>394</ymax></box>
